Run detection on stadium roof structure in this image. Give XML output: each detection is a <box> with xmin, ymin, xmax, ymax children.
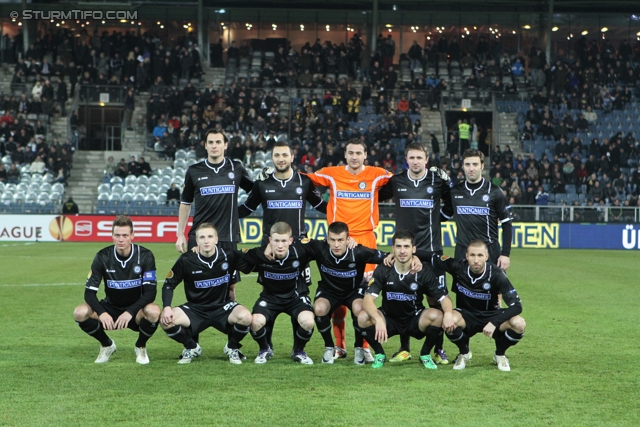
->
<box><xmin>37</xmin><ymin>0</ymin><xmax>640</xmax><ymax>15</ymax></box>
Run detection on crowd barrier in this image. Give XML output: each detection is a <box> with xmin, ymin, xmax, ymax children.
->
<box><xmin>1</xmin><ymin>215</ymin><xmax>639</xmax><ymax>250</ymax></box>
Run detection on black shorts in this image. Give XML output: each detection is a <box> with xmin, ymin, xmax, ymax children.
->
<box><xmin>99</xmin><ymin>299</ymin><xmax>140</xmax><ymax>331</ymax></box>
<box><xmin>314</xmin><ymin>287</ymin><xmax>365</xmax><ymax>314</ymax></box>
<box><xmin>252</xmin><ymin>293</ymin><xmax>313</xmax><ymax>325</ymax></box>
<box><xmin>187</xmin><ymin>238</ymin><xmax>241</xmax><ymax>283</ymax></box>
<box><xmin>379</xmin><ymin>309</ymin><xmax>425</xmax><ymax>340</ymax></box>
<box><xmin>455</xmin><ymin>241</ymin><xmax>501</xmax><ymax>264</ymax></box>
<box><xmin>455</xmin><ymin>308</ymin><xmax>501</xmax><ymax>337</ymax></box>
<box><xmin>179</xmin><ymin>301</ymin><xmax>240</xmax><ymax>335</ymax></box>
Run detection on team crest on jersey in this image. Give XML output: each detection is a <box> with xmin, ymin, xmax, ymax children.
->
<box><xmin>259</xmin><ymin>301</ymin><xmax>267</xmax><ymax>307</ymax></box>
<box><xmin>348</xmin><ymin>263</ymin><xmax>356</xmax><ymax>268</ymax></box>
<box><xmin>482</xmin><ymin>194</ymin><xmax>490</xmax><ymax>202</ymax></box>
<box><xmin>482</xmin><ymin>282</ymin><xmax>491</xmax><ymax>290</ymax></box>
<box><xmin>292</xmin><ymin>260</ymin><xmax>300</xmax><ymax>268</ymax></box>
<box><xmin>441</xmin><ymin>255</ymin><xmax>450</xmax><ymax>260</ymax></box>
<box><xmin>221</xmin><ymin>262</ymin><xmax>229</xmax><ymax>271</ymax></box>
<box><xmin>166</xmin><ymin>270</ymin><xmax>174</xmax><ymax>279</ymax></box>
<box><xmin>133</xmin><ymin>265</ymin><xmax>142</xmax><ymax>274</ymax></box>
<box><xmin>358</xmin><ymin>181</ymin><xmax>366</xmax><ymax>189</ymax></box>
<box><xmin>295</xmin><ymin>187</ymin><xmax>303</xmax><ymax>195</ymax></box>
<box><xmin>410</xmin><ymin>282</ymin><xmax>419</xmax><ymax>291</ymax></box>
<box><xmin>228</xmin><ymin>172</ymin><xmax>235</xmax><ymax>180</ymax></box>
<box><xmin>426</xmin><ymin>186</ymin><xmax>434</xmax><ymax>194</ymax></box>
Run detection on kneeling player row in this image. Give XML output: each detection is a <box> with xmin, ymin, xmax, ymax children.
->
<box><xmin>74</xmin><ymin>216</ymin><xmax>525</xmax><ymax>371</ymax></box>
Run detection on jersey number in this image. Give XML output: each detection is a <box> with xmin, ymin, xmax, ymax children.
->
<box><xmin>223</xmin><ymin>302</ymin><xmax>238</xmax><ymax>311</ymax></box>
<box><xmin>300</xmin><ymin>296</ymin><xmax>312</xmax><ymax>306</ymax></box>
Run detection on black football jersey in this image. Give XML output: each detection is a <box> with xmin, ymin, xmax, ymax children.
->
<box><xmin>239</xmin><ymin>244</ymin><xmax>314</xmax><ymax>300</ymax></box>
<box><xmin>302</xmin><ymin>239</ymin><xmax>387</xmax><ymax>297</ymax></box>
<box><xmin>380</xmin><ymin>169</ymin><xmax>452</xmax><ymax>251</ymax></box>
<box><xmin>85</xmin><ymin>244</ymin><xmax>157</xmax><ymax>313</ymax></box>
<box><xmin>238</xmin><ymin>172</ymin><xmax>326</xmax><ymax>246</ymax></box>
<box><xmin>181</xmin><ymin>158</ymin><xmax>253</xmax><ymax>242</ymax></box>
<box><xmin>430</xmin><ymin>255</ymin><xmax>521</xmax><ymax>314</ymax></box>
<box><xmin>449</xmin><ymin>179</ymin><xmax>512</xmax><ymax>248</ymax></box>
<box><xmin>366</xmin><ymin>264</ymin><xmax>447</xmax><ymax>324</ymax></box>
<box><xmin>162</xmin><ymin>248</ymin><xmax>240</xmax><ymax>309</ymax></box>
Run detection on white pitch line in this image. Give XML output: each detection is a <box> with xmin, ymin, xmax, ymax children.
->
<box><xmin>0</xmin><ymin>274</ymin><xmax>260</xmax><ymax>287</ymax></box>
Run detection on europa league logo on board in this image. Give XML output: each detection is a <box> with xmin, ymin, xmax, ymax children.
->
<box><xmin>49</xmin><ymin>216</ymin><xmax>74</xmax><ymax>241</ymax></box>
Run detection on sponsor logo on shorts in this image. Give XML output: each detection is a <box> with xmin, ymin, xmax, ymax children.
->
<box><xmin>400</xmin><ymin>199</ymin><xmax>434</xmax><ymax>208</ymax></box>
<box><xmin>266</xmin><ymin>200</ymin><xmax>304</xmax><ymax>209</ymax></box>
<box><xmin>106</xmin><ymin>279</ymin><xmax>142</xmax><ymax>289</ymax></box>
<box><xmin>336</xmin><ymin>191</ymin><xmax>370</xmax><ymax>199</ymax></box>
<box><xmin>386</xmin><ymin>292</ymin><xmax>416</xmax><ymax>301</ymax></box>
<box><xmin>200</xmin><ymin>185</ymin><xmax>235</xmax><ymax>196</ymax></box>
<box><xmin>321</xmin><ymin>264</ymin><xmax>357</xmax><ymax>278</ymax></box>
<box><xmin>264</xmin><ymin>271</ymin><xmax>299</xmax><ymax>280</ymax></box>
<box><xmin>194</xmin><ymin>274</ymin><xmax>230</xmax><ymax>289</ymax></box>
<box><xmin>456</xmin><ymin>283</ymin><xmax>491</xmax><ymax>300</ymax></box>
<box><xmin>456</xmin><ymin>206</ymin><xmax>490</xmax><ymax>215</ymax></box>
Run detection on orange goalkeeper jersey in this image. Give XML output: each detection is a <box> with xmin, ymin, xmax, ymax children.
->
<box><xmin>307</xmin><ymin>166</ymin><xmax>392</xmax><ymax>237</ymax></box>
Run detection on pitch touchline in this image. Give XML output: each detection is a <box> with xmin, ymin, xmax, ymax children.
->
<box><xmin>0</xmin><ymin>274</ymin><xmax>260</xmax><ymax>287</ymax></box>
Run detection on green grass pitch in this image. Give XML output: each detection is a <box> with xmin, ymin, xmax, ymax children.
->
<box><xmin>0</xmin><ymin>242</ymin><xmax>638</xmax><ymax>426</ymax></box>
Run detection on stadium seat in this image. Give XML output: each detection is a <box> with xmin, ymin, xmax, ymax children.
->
<box><xmin>98</xmin><ymin>183</ymin><xmax>111</xmax><ymax>194</ymax></box>
<box><xmin>137</xmin><ymin>175</ymin><xmax>150</xmax><ymax>186</ymax></box>
<box><xmin>110</xmin><ymin>177</ymin><xmax>124</xmax><ymax>185</ymax></box>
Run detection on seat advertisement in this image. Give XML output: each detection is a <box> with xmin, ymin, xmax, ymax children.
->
<box><xmin>1</xmin><ymin>215</ymin><xmax>639</xmax><ymax>250</ymax></box>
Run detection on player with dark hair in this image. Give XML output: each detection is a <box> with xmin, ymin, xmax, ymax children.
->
<box><xmin>240</xmin><ymin>140</ymin><xmax>326</xmax><ymax>247</ymax></box>
<box><xmin>245</xmin><ymin>222</ymin><xmax>317</xmax><ymax>364</ymax></box>
<box><xmin>379</xmin><ymin>141</ymin><xmax>452</xmax><ymax>364</ymax></box>
<box><xmin>176</xmin><ymin>129</ymin><xmax>253</xmax><ymax>350</ymax></box>
<box><xmin>160</xmin><ymin>223</ymin><xmax>253</xmax><ymax>364</ymax></box>
<box><xmin>303</xmin><ymin>221</ymin><xmax>389</xmax><ymax>364</ymax></box>
<box><xmin>177</xmin><ymin>129</ymin><xmax>253</xmax><ymax>252</ymax></box>
<box><xmin>358</xmin><ymin>230</ymin><xmax>454</xmax><ymax>369</ymax></box>
<box><xmin>429</xmin><ymin>240</ymin><xmax>525</xmax><ymax>371</ymax></box>
<box><xmin>73</xmin><ymin>215</ymin><xmax>160</xmax><ymax>364</ymax></box>
<box><xmin>306</xmin><ymin>138</ymin><xmax>393</xmax><ymax>361</ymax></box>
<box><xmin>239</xmin><ymin>140</ymin><xmax>327</xmax><ymax>357</ymax></box>
<box><xmin>445</xmin><ymin>148</ymin><xmax>512</xmax><ymax>269</ymax></box>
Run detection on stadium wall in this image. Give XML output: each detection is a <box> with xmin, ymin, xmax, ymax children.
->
<box><xmin>1</xmin><ymin>215</ymin><xmax>640</xmax><ymax>250</ymax></box>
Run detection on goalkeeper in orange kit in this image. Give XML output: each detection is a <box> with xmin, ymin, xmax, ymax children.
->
<box><xmin>306</xmin><ymin>139</ymin><xmax>392</xmax><ymax>363</ymax></box>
